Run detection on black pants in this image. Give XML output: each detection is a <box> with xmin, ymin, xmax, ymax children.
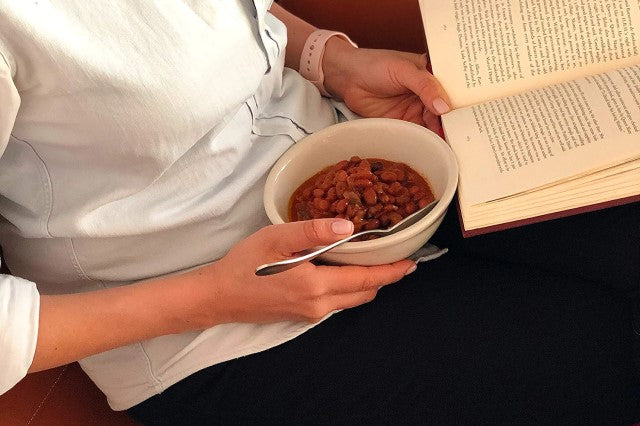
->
<box><xmin>129</xmin><ymin>203</ymin><xmax>640</xmax><ymax>424</ymax></box>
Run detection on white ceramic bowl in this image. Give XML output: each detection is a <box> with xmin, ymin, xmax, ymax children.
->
<box><xmin>263</xmin><ymin>118</ymin><xmax>458</xmax><ymax>266</ymax></box>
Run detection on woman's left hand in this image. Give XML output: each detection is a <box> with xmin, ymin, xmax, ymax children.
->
<box><xmin>322</xmin><ymin>39</ymin><xmax>451</xmax><ymax>134</ymax></box>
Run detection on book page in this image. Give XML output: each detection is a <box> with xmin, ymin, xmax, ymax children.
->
<box><xmin>459</xmin><ymin>160</ymin><xmax>640</xmax><ymax>231</ymax></box>
<box><xmin>443</xmin><ymin>64</ymin><xmax>640</xmax><ymax>205</ymax></box>
<box><xmin>419</xmin><ymin>0</ymin><xmax>640</xmax><ymax>108</ymax></box>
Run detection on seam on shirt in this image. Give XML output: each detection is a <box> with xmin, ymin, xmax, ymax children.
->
<box><xmin>251</xmin><ymin>114</ymin><xmax>311</xmax><ymax>139</ymax></box>
<box><xmin>67</xmin><ymin>238</ymin><xmax>94</xmax><ymax>282</ymax></box>
<box><xmin>246</xmin><ymin>97</ymin><xmax>257</xmax><ymax>121</ymax></box>
<box><xmin>0</xmin><ymin>50</ymin><xmax>10</xmax><ymax>72</ymax></box>
<box><xmin>8</xmin><ymin>135</ymin><xmax>54</xmax><ymax>238</ymax></box>
<box><xmin>0</xmin><ymin>40</ymin><xmax>14</xmax><ymax>75</ymax></box>
<box><xmin>137</xmin><ymin>342</ymin><xmax>164</xmax><ymax>393</ymax></box>
<box><xmin>251</xmin><ymin>2</ymin><xmax>272</xmax><ymax>74</ymax></box>
<box><xmin>263</xmin><ymin>114</ymin><xmax>312</xmax><ymax>135</ymax></box>
<box><xmin>263</xmin><ymin>27</ymin><xmax>281</xmax><ymax>57</ymax></box>
<box><xmin>246</xmin><ymin>95</ymin><xmax>312</xmax><ymax>137</ymax></box>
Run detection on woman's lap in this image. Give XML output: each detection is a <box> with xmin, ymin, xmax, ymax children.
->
<box><xmin>430</xmin><ymin>201</ymin><xmax>640</xmax><ymax>294</ymax></box>
<box><xmin>129</xmin><ymin>204</ymin><xmax>640</xmax><ymax>424</ymax></box>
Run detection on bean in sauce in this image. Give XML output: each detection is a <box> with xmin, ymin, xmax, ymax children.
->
<box><xmin>289</xmin><ymin>156</ymin><xmax>435</xmax><ymax>241</ymax></box>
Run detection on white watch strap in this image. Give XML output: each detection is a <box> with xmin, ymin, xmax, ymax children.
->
<box><xmin>299</xmin><ymin>30</ymin><xmax>358</xmax><ymax>97</ymax></box>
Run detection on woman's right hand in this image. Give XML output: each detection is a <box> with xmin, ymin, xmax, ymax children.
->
<box><xmin>188</xmin><ymin>218</ymin><xmax>416</xmax><ymax>326</ymax></box>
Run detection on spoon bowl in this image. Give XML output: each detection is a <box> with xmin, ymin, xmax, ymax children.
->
<box><xmin>255</xmin><ymin>199</ymin><xmax>439</xmax><ymax>276</ymax></box>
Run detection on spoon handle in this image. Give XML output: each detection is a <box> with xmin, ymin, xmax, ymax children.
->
<box><xmin>254</xmin><ymin>199</ymin><xmax>440</xmax><ymax>276</ymax></box>
<box><xmin>254</xmin><ymin>230</ymin><xmax>374</xmax><ymax>276</ymax></box>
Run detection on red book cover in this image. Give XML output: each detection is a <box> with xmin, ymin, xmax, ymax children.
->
<box><xmin>457</xmin><ymin>194</ymin><xmax>640</xmax><ymax>238</ymax></box>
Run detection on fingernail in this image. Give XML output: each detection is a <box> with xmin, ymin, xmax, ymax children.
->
<box><xmin>404</xmin><ymin>264</ymin><xmax>417</xmax><ymax>276</ymax></box>
<box><xmin>432</xmin><ymin>97</ymin><xmax>450</xmax><ymax>115</ymax></box>
<box><xmin>331</xmin><ymin>219</ymin><xmax>353</xmax><ymax>235</ymax></box>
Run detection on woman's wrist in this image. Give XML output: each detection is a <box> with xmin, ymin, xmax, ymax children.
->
<box><xmin>321</xmin><ymin>37</ymin><xmax>359</xmax><ymax>99</ymax></box>
<box><xmin>160</xmin><ymin>263</ymin><xmax>225</xmax><ymax>331</ymax></box>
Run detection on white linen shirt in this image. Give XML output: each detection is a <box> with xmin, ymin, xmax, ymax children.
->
<box><xmin>0</xmin><ymin>0</ymin><xmax>345</xmax><ymax>409</ymax></box>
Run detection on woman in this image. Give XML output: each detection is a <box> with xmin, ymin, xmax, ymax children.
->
<box><xmin>1</xmin><ymin>1</ymin><xmax>637</xmax><ymax>423</ymax></box>
<box><xmin>0</xmin><ymin>0</ymin><xmax>446</xmax><ymax>410</ymax></box>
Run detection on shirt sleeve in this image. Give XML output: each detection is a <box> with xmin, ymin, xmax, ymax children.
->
<box><xmin>0</xmin><ymin>46</ymin><xmax>40</xmax><ymax>395</ymax></box>
<box><xmin>0</xmin><ymin>47</ymin><xmax>19</xmax><ymax>155</ymax></box>
<box><xmin>0</xmin><ymin>273</ymin><xmax>40</xmax><ymax>395</ymax></box>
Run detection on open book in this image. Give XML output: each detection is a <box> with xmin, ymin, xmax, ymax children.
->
<box><xmin>419</xmin><ymin>0</ymin><xmax>640</xmax><ymax>236</ymax></box>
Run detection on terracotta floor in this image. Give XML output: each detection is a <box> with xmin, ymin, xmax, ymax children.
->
<box><xmin>0</xmin><ymin>363</ymin><xmax>138</xmax><ymax>426</ymax></box>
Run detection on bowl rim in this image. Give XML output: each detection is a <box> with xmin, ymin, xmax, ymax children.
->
<box><xmin>263</xmin><ymin>118</ymin><xmax>459</xmax><ymax>253</ymax></box>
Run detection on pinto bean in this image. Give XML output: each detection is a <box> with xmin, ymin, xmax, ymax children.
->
<box><xmin>418</xmin><ymin>197</ymin><xmax>433</xmax><ymax>209</ymax></box>
<box><xmin>363</xmin><ymin>187</ymin><xmax>378</xmax><ymax>206</ymax></box>
<box><xmin>357</xmin><ymin>159</ymin><xmax>371</xmax><ymax>170</ymax></box>
<box><xmin>326</xmin><ymin>187</ymin><xmax>337</xmax><ymax>201</ymax></box>
<box><xmin>335</xmin><ymin>181</ymin><xmax>348</xmax><ymax>196</ymax></box>
<box><xmin>379</xmin><ymin>171</ymin><xmax>397</xmax><ymax>182</ymax></box>
<box><xmin>333</xmin><ymin>198</ymin><xmax>348</xmax><ymax>213</ymax></box>
<box><xmin>350</xmin><ymin>179</ymin><xmax>373</xmax><ymax>189</ymax></box>
<box><xmin>391</xmin><ymin>167</ymin><xmax>405</xmax><ymax>181</ymax></box>
<box><xmin>335</xmin><ymin>170</ymin><xmax>348</xmax><ymax>182</ymax></box>
<box><xmin>394</xmin><ymin>188</ymin><xmax>411</xmax><ymax>204</ymax></box>
<box><xmin>351</xmin><ymin>169</ymin><xmax>374</xmax><ymax>180</ymax></box>
<box><xmin>319</xmin><ymin>173</ymin><xmax>334</xmax><ymax>189</ymax></box>
<box><xmin>388</xmin><ymin>181</ymin><xmax>403</xmax><ymax>195</ymax></box>
<box><xmin>367</xmin><ymin>203</ymin><xmax>383</xmax><ymax>217</ymax></box>
<box><xmin>387</xmin><ymin>212</ymin><xmax>404</xmax><ymax>225</ymax></box>
<box><xmin>343</xmin><ymin>191</ymin><xmax>362</xmax><ymax>206</ymax></box>
<box><xmin>405</xmin><ymin>202</ymin><xmax>417</xmax><ymax>215</ymax></box>
<box><xmin>383</xmin><ymin>204</ymin><xmax>398</xmax><ymax>212</ymax></box>
<box><xmin>364</xmin><ymin>218</ymin><xmax>381</xmax><ymax>230</ymax></box>
<box><xmin>346</xmin><ymin>204</ymin><xmax>358</xmax><ymax>219</ymax></box>
<box><xmin>373</xmin><ymin>182</ymin><xmax>386</xmax><ymax>194</ymax></box>
<box><xmin>313</xmin><ymin>197</ymin><xmax>329</xmax><ymax>211</ymax></box>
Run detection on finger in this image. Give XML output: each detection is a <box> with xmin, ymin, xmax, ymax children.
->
<box><xmin>393</xmin><ymin>63</ymin><xmax>452</xmax><ymax>116</ymax></box>
<box><xmin>266</xmin><ymin>218</ymin><xmax>354</xmax><ymax>256</ymax></box>
<box><xmin>389</xmin><ymin>51</ymin><xmax>429</xmax><ymax>69</ymax></box>
<box><xmin>401</xmin><ymin>101</ymin><xmax>427</xmax><ymax>126</ymax></box>
<box><xmin>302</xmin><ymin>288</ymin><xmax>379</xmax><ymax>323</ymax></box>
<box><xmin>329</xmin><ymin>288</ymin><xmax>379</xmax><ymax>311</ymax></box>
<box><xmin>315</xmin><ymin>259</ymin><xmax>415</xmax><ymax>294</ymax></box>
<box><xmin>408</xmin><ymin>53</ymin><xmax>429</xmax><ymax>70</ymax></box>
<box><xmin>423</xmin><ymin>109</ymin><xmax>443</xmax><ymax>135</ymax></box>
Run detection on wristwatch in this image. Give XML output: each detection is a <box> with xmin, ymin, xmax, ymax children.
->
<box><xmin>299</xmin><ymin>29</ymin><xmax>358</xmax><ymax>97</ymax></box>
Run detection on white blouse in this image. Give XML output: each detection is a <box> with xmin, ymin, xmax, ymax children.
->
<box><xmin>0</xmin><ymin>0</ymin><xmax>346</xmax><ymax>409</ymax></box>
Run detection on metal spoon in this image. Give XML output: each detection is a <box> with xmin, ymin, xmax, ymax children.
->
<box><xmin>255</xmin><ymin>199</ymin><xmax>439</xmax><ymax>276</ymax></box>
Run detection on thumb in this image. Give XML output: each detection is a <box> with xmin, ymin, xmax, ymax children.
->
<box><xmin>387</xmin><ymin>51</ymin><xmax>429</xmax><ymax>69</ymax></box>
<box><xmin>269</xmin><ymin>218</ymin><xmax>354</xmax><ymax>256</ymax></box>
<box><xmin>393</xmin><ymin>62</ymin><xmax>452</xmax><ymax>116</ymax></box>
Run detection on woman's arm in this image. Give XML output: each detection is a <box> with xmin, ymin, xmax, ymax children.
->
<box><xmin>269</xmin><ymin>3</ymin><xmax>318</xmax><ymax>70</ymax></box>
<box><xmin>29</xmin><ymin>218</ymin><xmax>413</xmax><ymax>373</ymax></box>
<box><xmin>31</xmin><ymin>270</ymin><xmax>207</xmax><ymax>372</ymax></box>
